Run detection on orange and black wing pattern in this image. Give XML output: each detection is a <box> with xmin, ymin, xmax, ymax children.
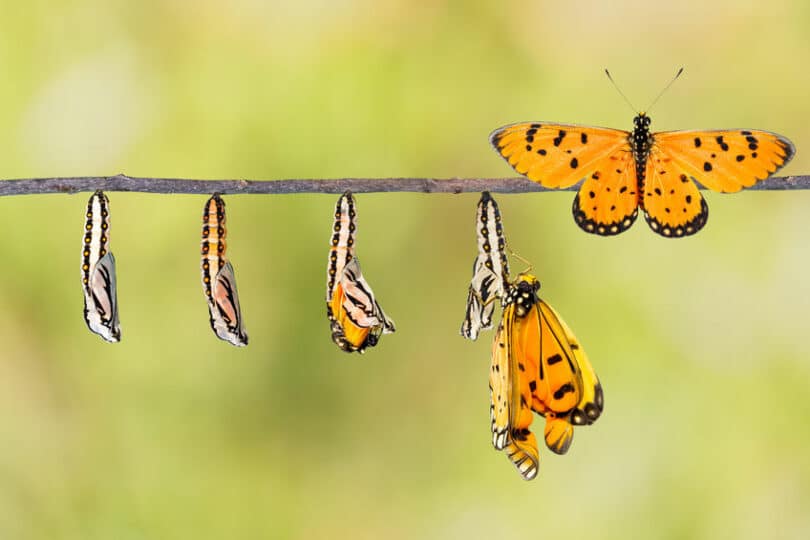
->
<box><xmin>641</xmin><ymin>128</ymin><xmax>794</xmax><ymax>236</ymax></box>
<box><xmin>490</xmin><ymin>273</ymin><xmax>603</xmax><ymax>479</ymax></box>
<box><xmin>490</xmin><ymin>299</ymin><xmax>539</xmax><ymax>480</ymax></box>
<box><xmin>490</xmin><ymin>114</ymin><xmax>795</xmax><ymax>237</ymax></box>
<box><xmin>490</xmin><ymin>122</ymin><xmax>630</xmax><ymax>189</ymax></box>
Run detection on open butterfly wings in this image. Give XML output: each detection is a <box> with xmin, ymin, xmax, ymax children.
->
<box><xmin>490</xmin><ymin>274</ymin><xmax>603</xmax><ymax>480</ymax></box>
<box><xmin>490</xmin><ymin>119</ymin><xmax>794</xmax><ymax>237</ymax></box>
<box><xmin>201</xmin><ymin>194</ymin><xmax>248</xmax><ymax>347</ymax></box>
<box><xmin>326</xmin><ymin>191</ymin><xmax>395</xmax><ymax>353</ymax></box>
<box><xmin>81</xmin><ymin>191</ymin><xmax>121</xmax><ymax>342</ymax></box>
<box><xmin>461</xmin><ymin>192</ymin><xmax>510</xmax><ymax>341</ymax></box>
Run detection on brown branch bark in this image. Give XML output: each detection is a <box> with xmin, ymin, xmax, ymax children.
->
<box><xmin>0</xmin><ymin>174</ymin><xmax>808</xmax><ymax>196</ymax></box>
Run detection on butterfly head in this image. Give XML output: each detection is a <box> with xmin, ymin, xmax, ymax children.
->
<box><xmin>633</xmin><ymin>112</ymin><xmax>651</xmax><ymax>129</ymax></box>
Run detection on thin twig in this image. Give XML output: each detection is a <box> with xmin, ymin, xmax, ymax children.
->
<box><xmin>0</xmin><ymin>174</ymin><xmax>808</xmax><ymax>196</ymax></box>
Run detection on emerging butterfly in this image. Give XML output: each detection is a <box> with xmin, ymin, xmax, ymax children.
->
<box><xmin>490</xmin><ymin>273</ymin><xmax>603</xmax><ymax>480</ymax></box>
<box><xmin>326</xmin><ymin>191</ymin><xmax>395</xmax><ymax>353</ymax></box>
<box><xmin>201</xmin><ymin>194</ymin><xmax>248</xmax><ymax>346</ymax></box>
<box><xmin>460</xmin><ymin>192</ymin><xmax>510</xmax><ymax>341</ymax></box>
<box><xmin>490</xmin><ymin>69</ymin><xmax>795</xmax><ymax>237</ymax></box>
<box><xmin>81</xmin><ymin>190</ymin><xmax>121</xmax><ymax>342</ymax></box>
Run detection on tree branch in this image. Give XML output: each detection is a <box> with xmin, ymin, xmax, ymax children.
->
<box><xmin>0</xmin><ymin>174</ymin><xmax>808</xmax><ymax>196</ymax></box>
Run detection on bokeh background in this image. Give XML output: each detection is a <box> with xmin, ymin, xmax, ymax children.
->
<box><xmin>0</xmin><ymin>1</ymin><xmax>808</xmax><ymax>538</ymax></box>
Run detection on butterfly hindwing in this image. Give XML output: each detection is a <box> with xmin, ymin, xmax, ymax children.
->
<box><xmin>490</xmin><ymin>122</ymin><xmax>630</xmax><ymax>188</ymax></box>
<box><xmin>503</xmin><ymin>429</ymin><xmax>540</xmax><ymax>481</ymax></box>
<box><xmin>490</xmin><ymin>310</ymin><xmax>514</xmax><ymax>451</ymax></box>
<box><xmin>642</xmin><ymin>155</ymin><xmax>709</xmax><ymax>237</ymax></box>
<box><xmin>543</xmin><ymin>415</ymin><xmax>574</xmax><ymax>455</ymax></box>
<box><xmin>573</xmin><ymin>148</ymin><xmax>640</xmax><ymax>235</ymax></box>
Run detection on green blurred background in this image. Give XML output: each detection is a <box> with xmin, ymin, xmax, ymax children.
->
<box><xmin>0</xmin><ymin>1</ymin><xmax>808</xmax><ymax>538</ymax></box>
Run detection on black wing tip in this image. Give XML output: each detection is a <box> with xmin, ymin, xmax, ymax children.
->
<box><xmin>777</xmin><ymin>135</ymin><xmax>796</xmax><ymax>167</ymax></box>
<box><xmin>488</xmin><ymin>126</ymin><xmax>505</xmax><ymax>150</ymax></box>
<box><xmin>488</xmin><ymin>122</ymin><xmax>545</xmax><ymax>151</ymax></box>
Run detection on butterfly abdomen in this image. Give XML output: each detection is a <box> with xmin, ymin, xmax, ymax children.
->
<box><xmin>201</xmin><ymin>194</ymin><xmax>227</xmax><ymax>300</ymax></box>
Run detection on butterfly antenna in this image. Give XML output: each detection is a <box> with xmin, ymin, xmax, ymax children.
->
<box><xmin>644</xmin><ymin>67</ymin><xmax>684</xmax><ymax>113</ymax></box>
<box><xmin>506</xmin><ymin>242</ymin><xmax>533</xmax><ymax>275</ymax></box>
<box><xmin>604</xmin><ymin>69</ymin><xmax>637</xmax><ymax>114</ymax></box>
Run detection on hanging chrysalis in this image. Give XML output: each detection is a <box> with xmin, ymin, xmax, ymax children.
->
<box><xmin>81</xmin><ymin>190</ymin><xmax>121</xmax><ymax>342</ymax></box>
<box><xmin>326</xmin><ymin>191</ymin><xmax>395</xmax><ymax>353</ymax></box>
<box><xmin>201</xmin><ymin>194</ymin><xmax>248</xmax><ymax>346</ymax></box>
<box><xmin>461</xmin><ymin>192</ymin><xmax>510</xmax><ymax>340</ymax></box>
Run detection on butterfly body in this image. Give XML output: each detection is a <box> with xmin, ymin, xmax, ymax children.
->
<box><xmin>491</xmin><ymin>113</ymin><xmax>794</xmax><ymax>237</ymax></box>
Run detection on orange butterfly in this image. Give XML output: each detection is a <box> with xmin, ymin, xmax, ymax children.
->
<box><xmin>490</xmin><ymin>273</ymin><xmax>603</xmax><ymax>480</ymax></box>
<box><xmin>490</xmin><ymin>96</ymin><xmax>795</xmax><ymax>238</ymax></box>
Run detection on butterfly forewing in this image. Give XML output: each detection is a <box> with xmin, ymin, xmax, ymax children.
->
<box><xmin>201</xmin><ymin>194</ymin><xmax>248</xmax><ymax>347</ymax></box>
<box><xmin>490</xmin><ymin>122</ymin><xmax>629</xmax><ymax>188</ymax></box>
<box><xmin>461</xmin><ymin>192</ymin><xmax>509</xmax><ymax>340</ymax></box>
<box><xmin>81</xmin><ymin>190</ymin><xmax>121</xmax><ymax>343</ymax></box>
<box><xmin>653</xmin><ymin>129</ymin><xmax>795</xmax><ymax>193</ymax></box>
<box><xmin>527</xmin><ymin>299</ymin><xmax>584</xmax><ymax>415</ymax></box>
<box><xmin>543</xmin><ymin>416</ymin><xmax>575</xmax><ymax>455</ymax></box>
<box><xmin>490</xmin><ymin>300</ymin><xmax>540</xmax><ymax>480</ymax></box>
<box><xmin>542</xmin><ymin>302</ymin><xmax>604</xmax><ymax>427</ymax></box>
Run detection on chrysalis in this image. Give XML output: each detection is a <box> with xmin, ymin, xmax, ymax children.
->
<box><xmin>81</xmin><ymin>190</ymin><xmax>121</xmax><ymax>342</ymax></box>
<box><xmin>201</xmin><ymin>194</ymin><xmax>248</xmax><ymax>346</ymax></box>
<box><xmin>460</xmin><ymin>192</ymin><xmax>509</xmax><ymax>340</ymax></box>
<box><xmin>326</xmin><ymin>191</ymin><xmax>395</xmax><ymax>353</ymax></box>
